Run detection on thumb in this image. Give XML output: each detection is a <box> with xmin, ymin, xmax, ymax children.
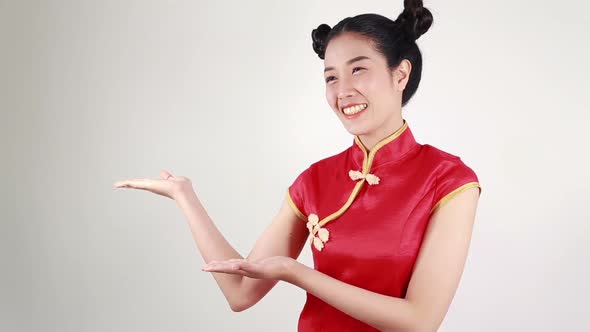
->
<box><xmin>160</xmin><ymin>170</ymin><xmax>174</xmax><ymax>180</ymax></box>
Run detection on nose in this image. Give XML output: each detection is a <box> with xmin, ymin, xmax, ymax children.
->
<box><xmin>337</xmin><ymin>78</ymin><xmax>356</xmax><ymax>100</ymax></box>
<box><xmin>338</xmin><ymin>90</ymin><xmax>355</xmax><ymax>100</ymax></box>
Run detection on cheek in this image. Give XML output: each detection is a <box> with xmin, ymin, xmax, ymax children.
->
<box><xmin>365</xmin><ymin>75</ymin><xmax>381</xmax><ymax>91</ymax></box>
<box><xmin>352</xmin><ymin>75</ymin><xmax>375</xmax><ymax>97</ymax></box>
<box><xmin>362</xmin><ymin>75</ymin><xmax>390</xmax><ymax>102</ymax></box>
<box><xmin>326</xmin><ymin>89</ymin><xmax>338</xmax><ymax>111</ymax></box>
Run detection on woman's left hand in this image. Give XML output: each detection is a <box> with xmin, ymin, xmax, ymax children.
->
<box><xmin>202</xmin><ymin>256</ymin><xmax>297</xmax><ymax>281</ymax></box>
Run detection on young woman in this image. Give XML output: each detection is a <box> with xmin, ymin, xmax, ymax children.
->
<box><xmin>114</xmin><ymin>1</ymin><xmax>481</xmax><ymax>331</ymax></box>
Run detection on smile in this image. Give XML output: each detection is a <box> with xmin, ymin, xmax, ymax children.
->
<box><xmin>342</xmin><ymin>103</ymin><xmax>368</xmax><ymax>116</ymax></box>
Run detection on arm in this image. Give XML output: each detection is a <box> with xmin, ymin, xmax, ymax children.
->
<box><xmin>176</xmin><ymin>190</ymin><xmax>309</xmax><ymax>312</ymax></box>
<box><xmin>284</xmin><ymin>187</ymin><xmax>481</xmax><ymax>332</ymax></box>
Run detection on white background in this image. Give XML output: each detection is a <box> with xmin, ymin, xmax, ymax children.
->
<box><xmin>1</xmin><ymin>0</ymin><xmax>588</xmax><ymax>331</ymax></box>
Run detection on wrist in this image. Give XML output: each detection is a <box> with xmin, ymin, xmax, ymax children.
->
<box><xmin>174</xmin><ymin>187</ymin><xmax>200</xmax><ymax>207</ymax></box>
<box><xmin>282</xmin><ymin>259</ymin><xmax>309</xmax><ymax>285</ymax></box>
<box><xmin>172</xmin><ymin>179</ymin><xmax>197</xmax><ymax>201</ymax></box>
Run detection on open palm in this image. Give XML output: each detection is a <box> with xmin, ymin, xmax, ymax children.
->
<box><xmin>202</xmin><ymin>256</ymin><xmax>295</xmax><ymax>281</ymax></box>
<box><xmin>113</xmin><ymin>170</ymin><xmax>192</xmax><ymax>201</ymax></box>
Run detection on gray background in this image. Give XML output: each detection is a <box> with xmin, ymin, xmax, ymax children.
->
<box><xmin>1</xmin><ymin>0</ymin><xmax>588</xmax><ymax>331</ymax></box>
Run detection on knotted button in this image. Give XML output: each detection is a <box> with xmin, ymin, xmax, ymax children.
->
<box><xmin>349</xmin><ymin>170</ymin><xmax>380</xmax><ymax>185</ymax></box>
<box><xmin>306</xmin><ymin>213</ymin><xmax>329</xmax><ymax>251</ymax></box>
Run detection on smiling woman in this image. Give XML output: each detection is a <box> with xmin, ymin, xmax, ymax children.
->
<box><xmin>115</xmin><ymin>1</ymin><xmax>481</xmax><ymax>331</ymax></box>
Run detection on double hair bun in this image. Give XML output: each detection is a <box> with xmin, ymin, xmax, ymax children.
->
<box><xmin>311</xmin><ymin>0</ymin><xmax>433</xmax><ymax>60</ymax></box>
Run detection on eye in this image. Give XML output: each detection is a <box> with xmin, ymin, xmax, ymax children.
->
<box><xmin>325</xmin><ymin>67</ymin><xmax>365</xmax><ymax>83</ymax></box>
<box><xmin>352</xmin><ymin>66</ymin><xmax>365</xmax><ymax>74</ymax></box>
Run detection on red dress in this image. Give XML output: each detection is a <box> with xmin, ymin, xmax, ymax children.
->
<box><xmin>287</xmin><ymin>120</ymin><xmax>481</xmax><ymax>332</ymax></box>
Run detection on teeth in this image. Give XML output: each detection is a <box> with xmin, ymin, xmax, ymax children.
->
<box><xmin>342</xmin><ymin>103</ymin><xmax>367</xmax><ymax>115</ymax></box>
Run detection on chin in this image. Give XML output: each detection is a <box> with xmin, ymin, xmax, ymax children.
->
<box><xmin>342</xmin><ymin>123</ymin><xmax>372</xmax><ymax>137</ymax></box>
<box><xmin>336</xmin><ymin>109</ymin><xmax>376</xmax><ymax>137</ymax></box>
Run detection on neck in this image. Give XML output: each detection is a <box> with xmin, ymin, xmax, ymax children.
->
<box><xmin>358</xmin><ymin>116</ymin><xmax>404</xmax><ymax>151</ymax></box>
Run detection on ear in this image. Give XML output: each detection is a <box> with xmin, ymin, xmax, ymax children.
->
<box><xmin>391</xmin><ymin>59</ymin><xmax>412</xmax><ymax>92</ymax></box>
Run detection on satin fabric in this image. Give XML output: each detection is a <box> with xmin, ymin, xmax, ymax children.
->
<box><xmin>287</xmin><ymin>120</ymin><xmax>480</xmax><ymax>332</ymax></box>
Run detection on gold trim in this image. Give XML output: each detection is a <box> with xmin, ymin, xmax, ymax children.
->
<box><xmin>313</xmin><ymin>120</ymin><xmax>409</xmax><ymax>234</ymax></box>
<box><xmin>359</xmin><ymin>120</ymin><xmax>408</xmax><ymax>173</ymax></box>
<box><xmin>286</xmin><ymin>190</ymin><xmax>308</xmax><ymax>222</ymax></box>
<box><xmin>430</xmin><ymin>182</ymin><xmax>481</xmax><ymax>215</ymax></box>
<box><xmin>315</xmin><ymin>180</ymin><xmax>365</xmax><ymax>231</ymax></box>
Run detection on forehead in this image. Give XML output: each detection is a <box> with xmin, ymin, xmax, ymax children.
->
<box><xmin>324</xmin><ymin>32</ymin><xmax>380</xmax><ymax>67</ymax></box>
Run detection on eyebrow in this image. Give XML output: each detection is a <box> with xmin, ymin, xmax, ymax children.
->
<box><xmin>324</xmin><ymin>56</ymin><xmax>370</xmax><ymax>73</ymax></box>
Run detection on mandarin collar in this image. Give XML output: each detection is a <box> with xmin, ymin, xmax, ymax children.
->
<box><xmin>350</xmin><ymin>120</ymin><xmax>418</xmax><ymax>172</ymax></box>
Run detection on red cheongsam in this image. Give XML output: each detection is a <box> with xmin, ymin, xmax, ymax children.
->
<box><xmin>287</xmin><ymin>119</ymin><xmax>481</xmax><ymax>332</ymax></box>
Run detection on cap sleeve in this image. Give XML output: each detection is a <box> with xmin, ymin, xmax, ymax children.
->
<box><xmin>431</xmin><ymin>157</ymin><xmax>481</xmax><ymax>215</ymax></box>
<box><xmin>286</xmin><ymin>167</ymin><xmax>311</xmax><ymax>222</ymax></box>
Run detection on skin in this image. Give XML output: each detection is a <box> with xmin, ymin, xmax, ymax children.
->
<box><xmin>323</xmin><ymin>31</ymin><xmax>407</xmax><ymax>150</ymax></box>
<box><xmin>113</xmin><ymin>31</ymin><xmax>480</xmax><ymax>332</ymax></box>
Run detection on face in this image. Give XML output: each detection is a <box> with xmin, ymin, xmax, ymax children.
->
<box><xmin>323</xmin><ymin>32</ymin><xmax>411</xmax><ymax>138</ymax></box>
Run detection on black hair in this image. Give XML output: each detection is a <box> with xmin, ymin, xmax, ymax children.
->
<box><xmin>311</xmin><ymin>0</ymin><xmax>433</xmax><ymax>107</ymax></box>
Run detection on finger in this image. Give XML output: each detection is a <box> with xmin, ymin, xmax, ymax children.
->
<box><xmin>203</xmin><ymin>261</ymin><xmax>238</xmax><ymax>269</ymax></box>
<box><xmin>202</xmin><ymin>265</ymin><xmax>248</xmax><ymax>275</ymax></box>
<box><xmin>209</xmin><ymin>270</ymin><xmax>248</xmax><ymax>276</ymax></box>
<box><xmin>113</xmin><ymin>178</ymin><xmax>155</xmax><ymax>189</ymax></box>
<box><xmin>160</xmin><ymin>170</ymin><xmax>174</xmax><ymax>180</ymax></box>
<box><xmin>205</xmin><ymin>258</ymin><xmax>244</xmax><ymax>266</ymax></box>
<box><xmin>113</xmin><ymin>179</ymin><xmax>135</xmax><ymax>188</ymax></box>
<box><xmin>209</xmin><ymin>261</ymin><xmax>246</xmax><ymax>271</ymax></box>
<box><xmin>227</xmin><ymin>258</ymin><xmax>246</xmax><ymax>263</ymax></box>
<box><xmin>222</xmin><ymin>261</ymin><xmax>255</xmax><ymax>273</ymax></box>
<box><xmin>202</xmin><ymin>261</ymin><xmax>225</xmax><ymax>268</ymax></box>
<box><xmin>237</xmin><ymin>260</ymin><xmax>254</xmax><ymax>271</ymax></box>
<box><xmin>113</xmin><ymin>179</ymin><xmax>147</xmax><ymax>189</ymax></box>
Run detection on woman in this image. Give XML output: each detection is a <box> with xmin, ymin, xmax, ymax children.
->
<box><xmin>113</xmin><ymin>1</ymin><xmax>481</xmax><ymax>331</ymax></box>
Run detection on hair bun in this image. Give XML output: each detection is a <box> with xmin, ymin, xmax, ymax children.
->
<box><xmin>311</xmin><ymin>23</ymin><xmax>332</xmax><ymax>59</ymax></box>
<box><xmin>397</xmin><ymin>0</ymin><xmax>433</xmax><ymax>41</ymax></box>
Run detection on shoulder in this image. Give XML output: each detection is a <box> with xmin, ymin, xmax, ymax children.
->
<box><xmin>420</xmin><ymin>144</ymin><xmax>477</xmax><ymax>175</ymax></box>
<box><xmin>421</xmin><ymin>143</ymin><xmax>463</xmax><ymax>161</ymax></box>
<box><xmin>419</xmin><ymin>144</ymin><xmax>481</xmax><ymax>214</ymax></box>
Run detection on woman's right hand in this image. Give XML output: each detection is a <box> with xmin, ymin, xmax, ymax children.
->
<box><xmin>113</xmin><ymin>170</ymin><xmax>193</xmax><ymax>201</ymax></box>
